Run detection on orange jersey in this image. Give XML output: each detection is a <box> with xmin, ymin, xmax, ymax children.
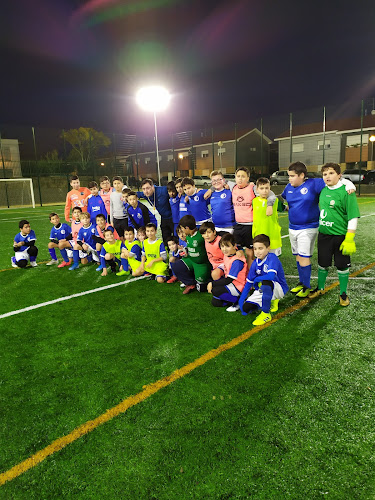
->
<box><xmin>204</xmin><ymin>235</ymin><xmax>224</xmax><ymax>269</ymax></box>
<box><xmin>65</xmin><ymin>187</ymin><xmax>91</xmax><ymax>221</ymax></box>
<box><xmin>223</xmin><ymin>254</ymin><xmax>248</xmax><ymax>292</ymax></box>
<box><xmin>232</xmin><ymin>183</ymin><xmax>255</xmax><ymax>223</ymax></box>
<box><xmin>99</xmin><ymin>188</ymin><xmax>115</xmax><ymax>215</ymax></box>
<box><xmin>71</xmin><ymin>220</ymin><xmax>83</xmax><ymax>244</ymax></box>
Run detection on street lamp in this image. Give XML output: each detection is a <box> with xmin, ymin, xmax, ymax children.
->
<box><xmin>136</xmin><ymin>86</ymin><xmax>171</xmax><ymax>186</ymax></box>
<box><xmin>218</xmin><ymin>140</ymin><xmax>223</xmax><ymax>170</ymax></box>
<box><xmin>370</xmin><ymin>135</ymin><xmax>375</xmax><ymax>165</ymax></box>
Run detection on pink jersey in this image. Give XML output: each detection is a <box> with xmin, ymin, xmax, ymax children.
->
<box><xmin>205</xmin><ymin>236</ymin><xmax>223</xmax><ymax>269</ymax></box>
<box><xmin>223</xmin><ymin>254</ymin><xmax>248</xmax><ymax>292</ymax></box>
<box><xmin>96</xmin><ymin>223</ymin><xmax>119</xmax><ymax>240</ymax></box>
<box><xmin>71</xmin><ymin>220</ymin><xmax>83</xmax><ymax>244</ymax></box>
<box><xmin>99</xmin><ymin>188</ymin><xmax>115</xmax><ymax>215</ymax></box>
<box><xmin>232</xmin><ymin>183</ymin><xmax>255</xmax><ymax>224</ymax></box>
<box><xmin>65</xmin><ymin>187</ymin><xmax>90</xmax><ymax>222</ymax></box>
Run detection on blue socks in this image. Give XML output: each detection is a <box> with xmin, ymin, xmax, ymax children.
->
<box><xmin>121</xmin><ymin>258</ymin><xmax>129</xmax><ymax>271</ymax></box>
<box><xmin>299</xmin><ymin>264</ymin><xmax>311</xmax><ymax>288</ymax></box>
<box><xmin>261</xmin><ymin>284</ymin><xmax>273</xmax><ymax>313</ymax></box>
<box><xmin>73</xmin><ymin>249</ymin><xmax>79</xmax><ymax>264</ymax></box>
<box><xmin>49</xmin><ymin>248</ymin><xmax>57</xmax><ymax>260</ymax></box>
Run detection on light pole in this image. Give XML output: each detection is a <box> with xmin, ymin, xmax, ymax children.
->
<box><xmin>136</xmin><ymin>86</ymin><xmax>171</xmax><ymax>186</ymax></box>
<box><xmin>370</xmin><ymin>135</ymin><xmax>375</xmax><ymax>167</ymax></box>
<box><xmin>218</xmin><ymin>140</ymin><xmax>223</xmax><ymax>170</ymax></box>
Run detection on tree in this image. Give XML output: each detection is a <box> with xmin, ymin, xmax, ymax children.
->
<box><xmin>61</xmin><ymin>127</ymin><xmax>111</xmax><ymax>171</ymax></box>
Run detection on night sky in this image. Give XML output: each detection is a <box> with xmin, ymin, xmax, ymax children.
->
<box><xmin>2</xmin><ymin>0</ymin><xmax>375</xmax><ymax>136</ymax></box>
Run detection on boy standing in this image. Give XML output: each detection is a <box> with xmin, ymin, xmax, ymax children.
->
<box><xmin>99</xmin><ymin>176</ymin><xmax>114</xmax><ymax>222</ymax></box>
<box><xmin>87</xmin><ymin>181</ymin><xmax>107</xmax><ymax>224</ymax></box>
<box><xmin>11</xmin><ymin>220</ymin><xmax>38</xmax><ymax>268</ymax></box>
<box><xmin>110</xmin><ymin>176</ymin><xmax>128</xmax><ymax>239</ymax></box>
<box><xmin>206</xmin><ymin>170</ymin><xmax>236</xmax><ymax>234</ymax></box>
<box><xmin>309</xmin><ymin>163</ymin><xmax>360</xmax><ymax>306</ymax></box>
<box><xmin>182</xmin><ymin>177</ymin><xmax>211</xmax><ymax>227</ymax></box>
<box><xmin>64</xmin><ymin>175</ymin><xmax>90</xmax><ymax>222</ymax></box>
<box><xmin>126</xmin><ymin>191</ymin><xmax>157</xmax><ymax>230</ymax></box>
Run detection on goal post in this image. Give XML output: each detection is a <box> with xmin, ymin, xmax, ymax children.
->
<box><xmin>0</xmin><ymin>178</ymin><xmax>36</xmax><ymax>208</ymax></box>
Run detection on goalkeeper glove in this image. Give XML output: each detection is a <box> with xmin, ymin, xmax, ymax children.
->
<box><xmin>339</xmin><ymin>232</ymin><xmax>356</xmax><ymax>255</ymax></box>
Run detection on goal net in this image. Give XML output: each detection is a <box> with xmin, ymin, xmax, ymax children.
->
<box><xmin>0</xmin><ymin>178</ymin><xmax>35</xmax><ymax>208</ymax></box>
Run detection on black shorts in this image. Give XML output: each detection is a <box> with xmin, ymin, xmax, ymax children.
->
<box><xmin>113</xmin><ymin>218</ymin><xmax>128</xmax><ymax>237</ymax></box>
<box><xmin>233</xmin><ymin>224</ymin><xmax>253</xmax><ymax>249</ymax></box>
<box><xmin>318</xmin><ymin>233</ymin><xmax>351</xmax><ymax>270</ymax></box>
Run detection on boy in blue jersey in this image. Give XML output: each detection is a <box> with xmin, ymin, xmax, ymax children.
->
<box><xmin>47</xmin><ymin>213</ymin><xmax>71</xmax><ymax>267</ymax></box>
<box><xmin>182</xmin><ymin>177</ymin><xmax>211</xmax><ymax>227</ymax></box>
<box><xmin>12</xmin><ymin>219</ymin><xmax>38</xmax><ymax>268</ymax></box>
<box><xmin>166</xmin><ymin>235</ymin><xmax>187</xmax><ymax>283</ymax></box>
<box><xmin>281</xmin><ymin>162</ymin><xmax>355</xmax><ymax>298</ymax></box>
<box><xmin>167</xmin><ymin>181</ymin><xmax>181</xmax><ymax>235</ymax></box>
<box><xmin>117</xmin><ymin>227</ymin><xmax>141</xmax><ymax>277</ymax></box>
<box><xmin>239</xmin><ymin>234</ymin><xmax>288</xmax><ymax>325</ymax></box>
<box><xmin>69</xmin><ymin>212</ymin><xmax>99</xmax><ymax>270</ymax></box>
<box><xmin>126</xmin><ymin>191</ymin><xmax>157</xmax><ymax>230</ymax></box>
<box><xmin>87</xmin><ymin>181</ymin><xmax>107</xmax><ymax>224</ymax></box>
<box><xmin>205</xmin><ymin>171</ymin><xmax>236</xmax><ymax>234</ymax></box>
<box><xmin>175</xmin><ymin>177</ymin><xmax>190</xmax><ymax>220</ymax></box>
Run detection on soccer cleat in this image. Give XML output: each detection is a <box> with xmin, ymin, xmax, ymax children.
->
<box><xmin>116</xmin><ymin>270</ymin><xmax>130</xmax><ymax>276</ymax></box>
<box><xmin>167</xmin><ymin>276</ymin><xmax>178</xmax><ymax>284</ymax></box>
<box><xmin>180</xmin><ymin>283</ymin><xmax>186</xmax><ymax>288</ymax></box>
<box><xmin>182</xmin><ymin>284</ymin><xmax>195</xmax><ymax>295</ymax></box>
<box><xmin>296</xmin><ymin>286</ymin><xmax>311</xmax><ymax>298</ymax></box>
<box><xmin>308</xmin><ymin>287</ymin><xmax>324</xmax><ymax>299</ymax></box>
<box><xmin>339</xmin><ymin>292</ymin><xmax>350</xmax><ymax>307</ymax></box>
<box><xmin>226</xmin><ymin>304</ymin><xmax>240</xmax><ymax>312</ymax></box>
<box><xmin>290</xmin><ymin>282</ymin><xmax>304</xmax><ymax>294</ymax></box>
<box><xmin>46</xmin><ymin>259</ymin><xmax>58</xmax><ymax>266</ymax></box>
<box><xmin>270</xmin><ymin>299</ymin><xmax>279</xmax><ymax>313</ymax></box>
<box><xmin>69</xmin><ymin>263</ymin><xmax>79</xmax><ymax>271</ymax></box>
<box><xmin>11</xmin><ymin>257</ymin><xmax>18</xmax><ymax>268</ymax></box>
<box><xmin>252</xmin><ymin>311</ymin><xmax>272</xmax><ymax>326</ymax></box>
<box><xmin>96</xmin><ymin>265</ymin><xmax>104</xmax><ymax>272</ymax></box>
<box><xmin>29</xmin><ymin>261</ymin><xmax>38</xmax><ymax>267</ymax></box>
<box><xmin>58</xmin><ymin>261</ymin><xmax>70</xmax><ymax>268</ymax></box>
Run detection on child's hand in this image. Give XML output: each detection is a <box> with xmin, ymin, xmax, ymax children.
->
<box><xmin>145</xmin><ymin>260</ymin><xmax>154</xmax><ymax>269</ymax></box>
<box><xmin>266</xmin><ymin>206</ymin><xmax>273</xmax><ymax>216</ymax></box>
<box><xmin>101</xmin><ymin>268</ymin><xmax>107</xmax><ymax>276</ymax></box>
<box><xmin>185</xmin><ymin>195</ymin><xmax>189</xmax><ymax>203</ymax></box>
<box><xmin>203</xmin><ymin>189</ymin><xmax>212</xmax><ymax>200</ymax></box>
<box><xmin>207</xmin><ymin>282</ymin><xmax>213</xmax><ymax>294</ymax></box>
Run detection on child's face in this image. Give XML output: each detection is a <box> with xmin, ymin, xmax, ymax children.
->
<box><xmin>211</xmin><ymin>175</ymin><xmax>225</xmax><ymax>190</ymax></box>
<box><xmin>72</xmin><ymin>210</ymin><xmax>81</xmax><ymax>221</ymax></box>
<box><xmin>125</xmin><ymin>230</ymin><xmax>135</xmax><ymax>242</ymax></box>
<box><xmin>168</xmin><ymin>190</ymin><xmax>177</xmax><ymax>199</ymax></box>
<box><xmin>100</xmin><ymin>180</ymin><xmax>111</xmax><ymax>191</ymax></box>
<box><xmin>146</xmin><ymin>226</ymin><xmax>156</xmax><ymax>240</ymax></box>
<box><xmin>21</xmin><ymin>223</ymin><xmax>31</xmax><ymax>234</ymax></box>
<box><xmin>113</xmin><ymin>180</ymin><xmax>124</xmax><ymax>192</ymax></box>
<box><xmin>105</xmin><ymin>231</ymin><xmax>115</xmax><ymax>243</ymax></box>
<box><xmin>137</xmin><ymin>231</ymin><xmax>146</xmax><ymax>242</ymax></box>
<box><xmin>90</xmin><ymin>186</ymin><xmax>99</xmax><ymax>196</ymax></box>
<box><xmin>177</xmin><ymin>229</ymin><xmax>186</xmax><ymax>241</ymax></box>
<box><xmin>70</xmin><ymin>179</ymin><xmax>80</xmax><ymax>190</ymax></box>
<box><xmin>127</xmin><ymin>195</ymin><xmax>138</xmax><ymax>208</ymax></box>
<box><xmin>221</xmin><ymin>242</ymin><xmax>237</xmax><ymax>256</ymax></box>
<box><xmin>168</xmin><ymin>240</ymin><xmax>178</xmax><ymax>252</ymax></box>
<box><xmin>175</xmin><ymin>183</ymin><xmax>183</xmax><ymax>195</ymax></box>
<box><xmin>50</xmin><ymin>215</ymin><xmax>60</xmax><ymax>226</ymax></box>
<box><xmin>288</xmin><ymin>170</ymin><xmax>305</xmax><ymax>187</ymax></box>
<box><xmin>183</xmin><ymin>184</ymin><xmax>195</xmax><ymax>197</ymax></box>
<box><xmin>322</xmin><ymin>167</ymin><xmax>341</xmax><ymax>186</ymax></box>
<box><xmin>253</xmin><ymin>242</ymin><xmax>269</xmax><ymax>261</ymax></box>
<box><xmin>235</xmin><ymin>170</ymin><xmax>249</xmax><ymax>187</ymax></box>
<box><xmin>96</xmin><ymin>217</ymin><xmax>106</xmax><ymax>229</ymax></box>
<box><xmin>257</xmin><ymin>183</ymin><xmax>270</xmax><ymax>198</ymax></box>
<box><xmin>81</xmin><ymin>215</ymin><xmax>91</xmax><ymax>227</ymax></box>
<box><xmin>202</xmin><ymin>228</ymin><xmax>216</xmax><ymax>242</ymax></box>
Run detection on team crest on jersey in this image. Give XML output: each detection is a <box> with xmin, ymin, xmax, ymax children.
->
<box><xmin>264</xmin><ymin>264</ymin><xmax>269</xmax><ymax>273</ymax></box>
<box><xmin>329</xmin><ymin>200</ymin><xmax>335</xmax><ymax>207</ymax></box>
<box><xmin>194</xmin><ymin>195</ymin><xmax>199</xmax><ymax>202</ymax></box>
<box><xmin>220</xmin><ymin>193</ymin><xmax>226</xmax><ymax>199</ymax></box>
<box><xmin>193</xmin><ymin>240</ymin><xmax>198</xmax><ymax>247</ymax></box>
<box><xmin>300</xmin><ymin>187</ymin><xmax>308</xmax><ymax>195</ymax></box>
<box><xmin>137</xmin><ymin>213</ymin><xmax>142</xmax><ymax>219</ymax></box>
<box><xmin>237</xmin><ymin>196</ymin><xmax>244</xmax><ymax>202</ymax></box>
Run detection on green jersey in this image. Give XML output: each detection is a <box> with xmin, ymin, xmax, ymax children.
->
<box><xmin>186</xmin><ymin>230</ymin><xmax>210</xmax><ymax>264</ymax></box>
<box><xmin>319</xmin><ymin>184</ymin><xmax>360</xmax><ymax>236</ymax></box>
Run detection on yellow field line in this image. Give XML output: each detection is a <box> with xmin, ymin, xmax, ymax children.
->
<box><xmin>0</xmin><ymin>261</ymin><xmax>50</xmax><ymax>273</ymax></box>
<box><xmin>1</xmin><ymin>260</ymin><xmax>374</xmax><ymax>487</ymax></box>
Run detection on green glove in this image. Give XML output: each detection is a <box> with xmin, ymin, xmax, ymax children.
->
<box><xmin>339</xmin><ymin>232</ymin><xmax>356</xmax><ymax>255</ymax></box>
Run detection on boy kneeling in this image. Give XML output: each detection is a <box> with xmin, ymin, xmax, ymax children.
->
<box><xmin>239</xmin><ymin>234</ymin><xmax>288</xmax><ymax>325</ymax></box>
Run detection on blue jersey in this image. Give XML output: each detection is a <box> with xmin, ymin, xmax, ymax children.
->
<box><xmin>210</xmin><ymin>189</ymin><xmax>235</xmax><ymax>228</ymax></box>
<box><xmin>127</xmin><ymin>202</ymin><xmax>157</xmax><ymax>229</ymax></box>
<box><xmin>136</xmin><ymin>185</ymin><xmax>172</xmax><ymax>219</ymax></box>
<box><xmin>77</xmin><ymin>224</ymin><xmax>96</xmax><ymax>248</ymax></box>
<box><xmin>169</xmin><ymin>195</ymin><xmax>181</xmax><ymax>224</ymax></box>
<box><xmin>14</xmin><ymin>230</ymin><xmax>37</xmax><ymax>252</ymax></box>
<box><xmin>127</xmin><ymin>241</ymin><xmax>142</xmax><ymax>261</ymax></box>
<box><xmin>246</xmin><ymin>253</ymin><xmax>288</xmax><ymax>294</ymax></box>
<box><xmin>179</xmin><ymin>195</ymin><xmax>190</xmax><ymax>218</ymax></box>
<box><xmin>87</xmin><ymin>194</ymin><xmax>107</xmax><ymax>224</ymax></box>
<box><xmin>281</xmin><ymin>178</ymin><xmax>325</xmax><ymax>230</ymax></box>
<box><xmin>50</xmin><ymin>223</ymin><xmax>72</xmax><ymax>241</ymax></box>
<box><xmin>94</xmin><ymin>224</ymin><xmax>115</xmax><ymax>238</ymax></box>
<box><xmin>186</xmin><ymin>189</ymin><xmax>211</xmax><ymax>224</ymax></box>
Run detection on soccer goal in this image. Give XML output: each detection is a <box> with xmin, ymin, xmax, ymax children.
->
<box><xmin>0</xmin><ymin>178</ymin><xmax>36</xmax><ymax>208</ymax></box>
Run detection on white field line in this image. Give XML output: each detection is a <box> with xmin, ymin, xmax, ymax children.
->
<box><xmin>0</xmin><ymin>276</ymin><xmax>146</xmax><ymax>320</ymax></box>
<box><xmin>286</xmin><ymin>275</ymin><xmax>375</xmax><ymax>280</ymax></box>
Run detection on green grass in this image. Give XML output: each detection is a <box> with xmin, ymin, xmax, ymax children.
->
<box><xmin>0</xmin><ymin>200</ymin><xmax>375</xmax><ymax>499</ymax></box>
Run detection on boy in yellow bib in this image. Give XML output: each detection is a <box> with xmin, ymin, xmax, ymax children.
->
<box><xmin>133</xmin><ymin>223</ymin><xmax>168</xmax><ymax>283</ymax></box>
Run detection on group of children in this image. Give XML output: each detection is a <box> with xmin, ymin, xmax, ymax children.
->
<box><xmin>12</xmin><ymin>161</ymin><xmax>360</xmax><ymax>325</ymax></box>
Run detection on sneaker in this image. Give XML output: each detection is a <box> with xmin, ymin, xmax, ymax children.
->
<box><xmin>144</xmin><ymin>272</ymin><xmax>151</xmax><ymax>277</ymax></box>
<box><xmin>11</xmin><ymin>257</ymin><xmax>18</xmax><ymax>268</ymax></box>
<box><xmin>308</xmin><ymin>287</ymin><xmax>324</xmax><ymax>299</ymax></box>
<box><xmin>339</xmin><ymin>292</ymin><xmax>350</xmax><ymax>306</ymax></box>
<box><xmin>29</xmin><ymin>261</ymin><xmax>38</xmax><ymax>267</ymax></box>
<box><xmin>270</xmin><ymin>299</ymin><xmax>279</xmax><ymax>313</ymax></box>
<box><xmin>296</xmin><ymin>286</ymin><xmax>311</xmax><ymax>298</ymax></box>
<box><xmin>96</xmin><ymin>265</ymin><xmax>104</xmax><ymax>272</ymax></box>
<box><xmin>167</xmin><ymin>276</ymin><xmax>178</xmax><ymax>284</ymax></box>
<box><xmin>182</xmin><ymin>284</ymin><xmax>196</xmax><ymax>295</ymax></box>
<box><xmin>252</xmin><ymin>311</ymin><xmax>272</xmax><ymax>326</ymax></box>
<box><xmin>180</xmin><ymin>283</ymin><xmax>186</xmax><ymax>288</ymax></box>
<box><xmin>290</xmin><ymin>282</ymin><xmax>304</xmax><ymax>294</ymax></box>
<box><xmin>58</xmin><ymin>261</ymin><xmax>70</xmax><ymax>268</ymax></box>
<box><xmin>226</xmin><ymin>304</ymin><xmax>240</xmax><ymax>312</ymax></box>
<box><xmin>46</xmin><ymin>259</ymin><xmax>58</xmax><ymax>266</ymax></box>
<box><xmin>69</xmin><ymin>263</ymin><xmax>79</xmax><ymax>271</ymax></box>
<box><xmin>116</xmin><ymin>270</ymin><xmax>130</xmax><ymax>276</ymax></box>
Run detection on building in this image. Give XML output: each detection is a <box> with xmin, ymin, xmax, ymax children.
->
<box><xmin>0</xmin><ymin>139</ymin><xmax>22</xmax><ymax>177</ymax></box>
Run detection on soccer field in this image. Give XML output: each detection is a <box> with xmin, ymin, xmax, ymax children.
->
<box><xmin>1</xmin><ymin>200</ymin><xmax>375</xmax><ymax>499</ymax></box>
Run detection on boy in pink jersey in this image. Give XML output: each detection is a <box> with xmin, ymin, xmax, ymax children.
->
<box><xmin>58</xmin><ymin>207</ymin><xmax>88</xmax><ymax>265</ymax></box>
<box><xmin>99</xmin><ymin>176</ymin><xmax>115</xmax><ymax>222</ymax></box>
<box><xmin>207</xmin><ymin>233</ymin><xmax>248</xmax><ymax>312</ymax></box>
<box><xmin>199</xmin><ymin>221</ymin><xmax>224</xmax><ymax>280</ymax></box>
<box><xmin>64</xmin><ymin>175</ymin><xmax>91</xmax><ymax>222</ymax></box>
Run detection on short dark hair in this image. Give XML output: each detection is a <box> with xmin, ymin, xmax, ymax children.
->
<box><xmin>181</xmin><ymin>177</ymin><xmax>195</xmax><ymax>187</ymax></box>
<box><xmin>125</xmin><ymin>226</ymin><xmax>135</xmax><ymax>234</ymax></box>
<box><xmin>146</xmin><ymin>222</ymin><xmax>157</xmax><ymax>230</ymax></box>
<box><xmin>99</xmin><ymin>176</ymin><xmax>110</xmax><ymax>182</ymax></box>
<box><xmin>104</xmin><ymin>228</ymin><xmax>114</xmax><ymax>235</ymax></box>
<box><xmin>219</xmin><ymin>233</ymin><xmax>236</xmax><ymax>248</ymax></box>
<box><xmin>137</xmin><ymin>226</ymin><xmax>146</xmax><ymax>234</ymax></box>
<box><xmin>167</xmin><ymin>235</ymin><xmax>179</xmax><ymax>245</ymax></box>
<box><xmin>95</xmin><ymin>214</ymin><xmax>106</xmax><ymax>221</ymax></box>
<box><xmin>235</xmin><ymin>167</ymin><xmax>250</xmax><ymax>177</ymax></box>
<box><xmin>19</xmin><ymin>219</ymin><xmax>29</xmax><ymax>229</ymax></box>
<box><xmin>179</xmin><ymin>215</ymin><xmax>196</xmax><ymax>230</ymax></box>
<box><xmin>288</xmin><ymin>162</ymin><xmax>307</xmax><ymax>177</ymax></box>
<box><xmin>112</xmin><ymin>176</ymin><xmax>123</xmax><ymax>183</ymax></box>
<box><xmin>253</xmin><ymin>234</ymin><xmax>270</xmax><ymax>247</ymax></box>
<box><xmin>72</xmin><ymin>206</ymin><xmax>82</xmax><ymax>213</ymax></box>
<box><xmin>88</xmin><ymin>181</ymin><xmax>98</xmax><ymax>189</ymax></box>
<box><xmin>49</xmin><ymin>212</ymin><xmax>58</xmax><ymax>219</ymax></box>
<box><xmin>70</xmin><ymin>175</ymin><xmax>79</xmax><ymax>182</ymax></box>
<box><xmin>199</xmin><ymin>221</ymin><xmax>216</xmax><ymax>235</ymax></box>
<box><xmin>256</xmin><ymin>177</ymin><xmax>270</xmax><ymax>187</ymax></box>
<box><xmin>141</xmin><ymin>178</ymin><xmax>153</xmax><ymax>187</ymax></box>
<box><xmin>167</xmin><ymin>181</ymin><xmax>177</xmax><ymax>196</ymax></box>
<box><xmin>175</xmin><ymin>177</ymin><xmax>183</xmax><ymax>185</ymax></box>
<box><xmin>321</xmin><ymin>162</ymin><xmax>341</xmax><ymax>175</ymax></box>
<box><xmin>127</xmin><ymin>191</ymin><xmax>137</xmax><ymax>197</ymax></box>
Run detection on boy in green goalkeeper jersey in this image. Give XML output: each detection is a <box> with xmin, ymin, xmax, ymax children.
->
<box><xmin>309</xmin><ymin>163</ymin><xmax>360</xmax><ymax>306</ymax></box>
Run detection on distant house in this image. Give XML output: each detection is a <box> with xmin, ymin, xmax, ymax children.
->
<box><xmin>275</xmin><ymin>116</ymin><xmax>375</xmax><ymax>171</ymax></box>
<box><xmin>0</xmin><ymin>139</ymin><xmax>22</xmax><ymax>177</ymax></box>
